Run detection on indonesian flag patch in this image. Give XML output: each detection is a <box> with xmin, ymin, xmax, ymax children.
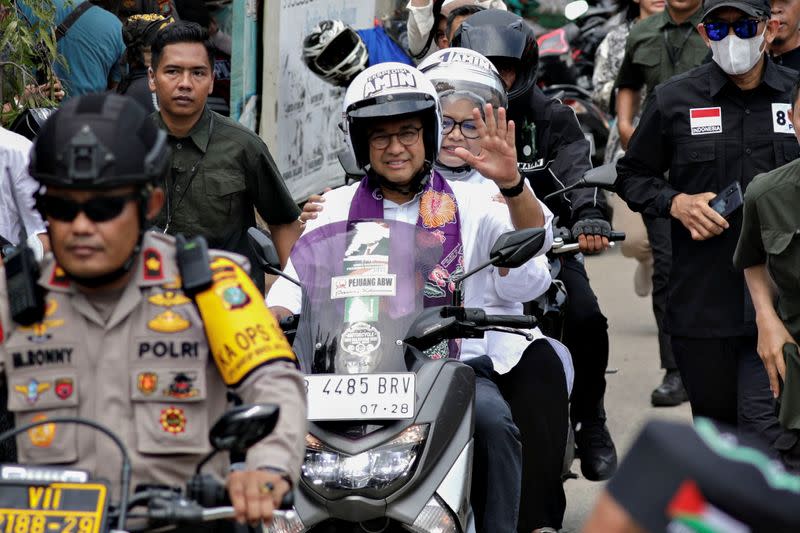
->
<box><xmin>690</xmin><ymin>107</ymin><xmax>722</xmax><ymax>135</ymax></box>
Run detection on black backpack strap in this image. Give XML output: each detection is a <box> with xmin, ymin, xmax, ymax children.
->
<box><xmin>55</xmin><ymin>1</ymin><xmax>93</xmax><ymax>42</ymax></box>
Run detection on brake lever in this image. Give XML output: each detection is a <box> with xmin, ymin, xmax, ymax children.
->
<box><xmin>477</xmin><ymin>326</ymin><xmax>535</xmax><ymax>341</ymax></box>
<box><xmin>551</xmin><ymin>241</ymin><xmax>616</xmax><ymax>255</ymax></box>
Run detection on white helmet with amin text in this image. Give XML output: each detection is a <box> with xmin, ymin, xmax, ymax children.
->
<box><xmin>342</xmin><ymin>62</ymin><xmax>443</xmax><ymax>170</ymax></box>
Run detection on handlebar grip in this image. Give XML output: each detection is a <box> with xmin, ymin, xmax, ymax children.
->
<box><xmin>609</xmin><ymin>231</ymin><xmax>626</xmax><ymax>241</ymax></box>
<box><xmin>483</xmin><ymin>315</ymin><xmax>538</xmax><ymax>329</ymax></box>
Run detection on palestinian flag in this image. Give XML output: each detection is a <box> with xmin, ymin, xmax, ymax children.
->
<box><xmin>666</xmin><ymin>479</ymin><xmax>750</xmax><ymax>533</ymax></box>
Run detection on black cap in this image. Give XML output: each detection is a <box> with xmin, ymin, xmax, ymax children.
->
<box><xmin>702</xmin><ymin>0</ymin><xmax>771</xmax><ymax>20</ymax></box>
<box><xmin>30</xmin><ymin>93</ymin><xmax>169</xmax><ymax>190</ymax></box>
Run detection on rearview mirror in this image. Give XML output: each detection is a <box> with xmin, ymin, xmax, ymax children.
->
<box><xmin>581</xmin><ymin>164</ymin><xmax>617</xmax><ymax>190</ymax></box>
<box><xmin>337</xmin><ymin>151</ymin><xmax>366</xmax><ymax>184</ymax></box>
<box><xmin>247</xmin><ymin>227</ymin><xmax>281</xmax><ymax>271</ymax></box>
<box><xmin>209</xmin><ymin>404</ymin><xmax>280</xmax><ymax>455</ymax></box>
<box><xmin>490</xmin><ymin>228</ymin><xmax>546</xmax><ymax>268</ymax></box>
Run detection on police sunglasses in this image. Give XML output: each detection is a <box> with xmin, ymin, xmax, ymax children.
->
<box><xmin>703</xmin><ymin>19</ymin><xmax>761</xmax><ymax>41</ymax></box>
<box><xmin>36</xmin><ymin>193</ymin><xmax>141</xmax><ymax>222</ymax></box>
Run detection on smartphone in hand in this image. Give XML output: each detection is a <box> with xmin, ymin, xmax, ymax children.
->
<box><xmin>708</xmin><ymin>181</ymin><xmax>743</xmax><ymax>218</ymax></box>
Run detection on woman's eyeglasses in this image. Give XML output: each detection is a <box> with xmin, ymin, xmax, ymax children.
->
<box><xmin>442</xmin><ymin>117</ymin><xmax>480</xmax><ymax>139</ymax></box>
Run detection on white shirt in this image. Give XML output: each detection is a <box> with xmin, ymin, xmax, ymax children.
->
<box><xmin>0</xmin><ymin>127</ymin><xmax>45</xmax><ymax>245</ymax></box>
<box><xmin>439</xmin><ymin>166</ymin><xmax>574</xmax><ymax>391</ymax></box>
<box><xmin>267</xmin><ymin>178</ymin><xmax>553</xmax><ymax>362</ymax></box>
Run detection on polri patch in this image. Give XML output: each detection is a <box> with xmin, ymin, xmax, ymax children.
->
<box><xmin>28</xmin><ymin>414</ymin><xmax>55</xmax><ymax>447</ymax></box>
<box><xmin>160</xmin><ymin>406</ymin><xmax>186</xmax><ymax>434</ymax></box>
<box><xmin>54</xmin><ymin>378</ymin><xmax>74</xmax><ymax>400</ymax></box>
<box><xmin>14</xmin><ymin>379</ymin><xmax>50</xmax><ymax>405</ymax></box>
<box><xmin>137</xmin><ymin>372</ymin><xmax>158</xmax><ymax>395</ymax></box>
<box><xmin>690</xmin><ymin>107</ymin><xmax>722</xmax><ymax>135</ymax></box>
<box><xmin>164</xmin><ymin>372</ymin><xmax>199</xmax><ymax>399</ymax></box>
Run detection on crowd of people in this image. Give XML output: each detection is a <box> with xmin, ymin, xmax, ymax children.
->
<box><xmin>2</xmin><ymin>0</ymin><xmax>800</xmax><ymax>531</ymax></box>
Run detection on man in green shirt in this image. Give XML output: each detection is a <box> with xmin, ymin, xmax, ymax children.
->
<box><xmin>148</xmin><ymin>21</ymin><xmax>301</xmax><ymax>290</ymax></box>
<box><xmin>616</xmin><ymin>0</ymin><xmax>709</xmax><ymax>147</ymax></box>
<box><xmin>735</xmin><ymin>77</ymin><xmax>800</xmax><ymax>469</ymax></box>
<box><xmin>614</xmin><ymin>0</ymin><xmax>709</xmax><ymax>408</ymax></box>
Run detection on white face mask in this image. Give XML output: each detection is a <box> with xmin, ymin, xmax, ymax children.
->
<box><xmin>709</xmin><ymin>25</ymin><xmax>767</xmax><ymax>75</ymax></box>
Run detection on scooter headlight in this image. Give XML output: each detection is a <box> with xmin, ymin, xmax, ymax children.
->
<box><xmin>301</xmin><ymin>425</ymin><xmax>428</xmax><ymax>497</ymax></box>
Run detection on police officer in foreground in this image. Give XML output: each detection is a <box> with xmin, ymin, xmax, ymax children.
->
<box><xmin>0</xmin><ymin>93</ymin><xmax>306</xmax><ymax>525</ymax></box>
<box><xmin>616</xmin><ymin>0</ymin><xmax>799</xmax><ymax>458</ymax></box>
<box><xmin>452</xmin><ymin>9</ymin><xmax>619</xmax><ymax>482</ymax></box>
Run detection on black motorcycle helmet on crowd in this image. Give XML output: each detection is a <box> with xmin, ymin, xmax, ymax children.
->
<box><xmin>303</xmin><ymin>20</ymin><xmax>369</xmax><ymax>87</ymax></box>
<box><xmin>450</xmin><ymin>9</ymin><xmax>538</xmax><ymax>100</ymax></box>
<box><xmin>30</xmin><ymin>93</ymin><xmax>169</xmax><ymax>191</ymax></box>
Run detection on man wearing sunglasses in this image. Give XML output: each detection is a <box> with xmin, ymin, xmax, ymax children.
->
<box><xmin>0</xmin><ymin>93</ymin><xmax>307</xmax><ymax>526</ymax></box>
<box><xmin>617</xmin><ymin>0</ymin><xmax>800</xmax><ymax>462</ymax></box>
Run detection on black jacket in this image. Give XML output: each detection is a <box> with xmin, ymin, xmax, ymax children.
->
<box><xmin>509</xmin><ymin>85</ymin><xmax>608</xmax><ymax>227</ymax></box>
<box><xmin>616</xmin><ymin>59</ymin><xmax>800</xmax><ymax>337</ymax></box>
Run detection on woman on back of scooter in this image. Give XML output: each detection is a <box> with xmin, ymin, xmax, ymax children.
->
<box><xmin>420</xmin><ymin>47</ymin><xmax>573</xmax><ymax>533</ymax></box>
<box><xmin>269</xmin><ymin>61</ymin><xmax>554</xmax><ymax>532</ymax></box>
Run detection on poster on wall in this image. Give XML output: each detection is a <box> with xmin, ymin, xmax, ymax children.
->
<box><xmin>277</xmin><ymin>0</ymin><xmax>375</xmax><ymax>201</ymax></box>
<box><xmin>230</xmin><ymin>0</ymin><xmax>260</xmax><ymax>129</ymax></box>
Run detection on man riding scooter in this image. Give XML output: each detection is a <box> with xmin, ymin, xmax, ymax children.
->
<box><xmin>268</xmin><ymin>62</ymin><xmax>554</xmax><ymax>533</ymax></box>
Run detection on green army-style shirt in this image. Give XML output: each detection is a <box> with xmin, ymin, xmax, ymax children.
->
<box><xmin>151</xmin><ymin>107</ymin><xmax>300</xmax><ymax>260</ymax></box>
<box><xmin>735</xmin><ymin>157</ymin><xmax>800</xmax><ymax>429</ymax></box>
<box><xmin>735</xmin><ymin>157</ymin><xmax>800</xmax><ymax>340</ymax></box>
<box><xmin>615</xmin><ymin>7</ymin><xmax>708</xmax><ymax>94</ymax></box>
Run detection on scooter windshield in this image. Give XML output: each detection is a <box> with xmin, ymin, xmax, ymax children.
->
<box><xmin>290</xmin><ymin>219</ymin><xmax>443</xmax><ymax>375</ymax></box>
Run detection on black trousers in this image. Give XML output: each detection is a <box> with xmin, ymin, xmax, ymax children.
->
<box><xmin>559</xmin><ymin>256</ymin><xmax>610</xmax><ymax>422</ymax></box>
<box><xmin>468</xmin><ymin>356</ymin><xmax>522</xmax><ymax>533</ymax></box>
<box><xmin>643</xmin><ymin>214</ymin><xmax>675</xmax><ymax>370</ymax></box>
<box><xmin>498</xmin><ymin>341</ymin><xmax>570</xmax><ymax>531</ymax></box>
<box><xmin>468</xmin><ymin>340</ymin><xmax>569</xmax><ymax>532</ymax></box>
<box><xmin>672</xmin><ymin>336</ymin><xmax>788</xmax><ymax>454</ymax></box>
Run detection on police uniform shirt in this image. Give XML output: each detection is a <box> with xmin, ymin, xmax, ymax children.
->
<box><xmin>734</xmin><ymin>157</ymin><xmax>800</xmax><ymax>340</ymax></box>
<box><xmin>0</xmin><ymin>232</ymin><xmax>306</xmax><ymax>494</ymax></box>
<box><xmin>616</xmin><ymin>58</ymin><xmax>800</xmax><ymax>338</ymax></box>
<box><xmin>152</xmin><ymin>107</ymin><xmax>300</xmax><ymax>259</ymax></box>
<box><xmin>615</xmin><ymin>7</ymin><xmax>707</xmax><ymax>93</ymax></box>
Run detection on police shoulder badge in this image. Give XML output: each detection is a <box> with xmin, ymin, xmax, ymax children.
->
<box><xmin>143</xmin><ymin>248</ymin><xmax>164</xmax><ymax>281</ymax></box>
<box><xmin>48</xmin><ymin>265</ymin><xmax>69</xmax><ymax>288</ymax></box>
